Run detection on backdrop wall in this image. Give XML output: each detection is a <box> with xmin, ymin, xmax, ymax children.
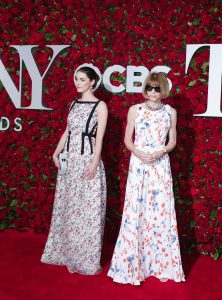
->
<box><xmin>0</xmin><ymin>0</ymin><xmax>221</xmax><ymax>259</ymax></box>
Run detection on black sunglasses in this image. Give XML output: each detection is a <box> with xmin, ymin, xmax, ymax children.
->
<box><xmin>145</xmin><ymin>85</ymin><xmax>161</xmax><ymax>93</ymax></box>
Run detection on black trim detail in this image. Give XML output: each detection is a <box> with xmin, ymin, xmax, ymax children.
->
<box><xmin>64</xmin><ymin>101</ymin><xmax>76</xmax><ymax>152</ymax></box>
<box><xmin>66</xmin><ymin>131</ymin><xmax>71</xmax><ymax>152</ymax></box>
<box><xmin>76</xmin><ymin>100</ymin><xmax>100</xmax><ymax>104</ymax></box>
<box><xmin>68</xmin><ymin>101</ymin><xmax>76</xmax><ymax>113</ymax></box>
<box><xmin>81</xmin><ymin>101</ymin><xmax>100</xmax><ymax>155</ymax></box>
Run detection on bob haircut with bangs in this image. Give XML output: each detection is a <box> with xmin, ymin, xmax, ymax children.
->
<box><xmin>142</xmin><ymin>72</ymin><xmax>169</xmax><ymax>99</ymax></box>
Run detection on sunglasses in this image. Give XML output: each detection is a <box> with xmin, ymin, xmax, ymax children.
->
<box><xmin>145</xmin><ymin>85</ymin><xmax>161</xmax><ymax>93</ymax></box>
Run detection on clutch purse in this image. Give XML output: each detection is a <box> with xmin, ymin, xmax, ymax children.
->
<box><xmin>58</xmin><ymin>129</ymin><xmax>71</xmax><ymax>175</ymax></box>
<box><xmin>59</xmin><ymin>151</ymin><xmax>68</xmax><ymax>175</ymax></box>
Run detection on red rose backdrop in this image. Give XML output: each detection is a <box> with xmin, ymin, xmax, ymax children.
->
<box><xmin>0</xmin><ymin>0</ymin><xmax>222</xmax><ymax>259</ymax></box>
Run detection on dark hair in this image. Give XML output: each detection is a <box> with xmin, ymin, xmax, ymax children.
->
<box><xmin>76</xmin><ymin>67</ymin><xmax>100</xmax><ymax>89</ymax></box>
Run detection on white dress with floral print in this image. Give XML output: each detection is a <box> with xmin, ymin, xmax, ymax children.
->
<box><xmin>108</xmin><ymin>104</ymin><xmax>185</xmax><ymax>285</ymax></box>
<box><xmin>41</xmin><ymin>100</ymin><xmax>106</xmax><ymax>275</ymax></box>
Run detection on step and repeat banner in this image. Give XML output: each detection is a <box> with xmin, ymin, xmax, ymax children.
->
<box><xmin>0</xmin><ymin>0</ymin><xmax>221</xmax><ymax>259</ymax></box>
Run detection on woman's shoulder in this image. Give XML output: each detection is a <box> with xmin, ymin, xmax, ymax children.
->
<box><xmin>129</xmin><ymin>103</ymin><xmax>144</xmax><ymax>112</ymax></box>
<box><xmin>127</xmin><ymin>104</ymin><xmax>138</xmax><ymax>115</ymax></box>
<box><xmin>96</xmin><ymin>100</ymin><xmax>108</xmax><ymax>114</ymax></box>
<box><xmin>127</xmin><ymin>103</ymin><xmax>144</xmax><ymax>120</ymax></box>
<box><xmin>164</xmin><ymin>103</ymin><xmax>176</xmax><ymax>114</ymax></box>
<box><xmin>97</xmin><ymin>100</ymin><xmax>107</xmax><ymax>107</ymax></box>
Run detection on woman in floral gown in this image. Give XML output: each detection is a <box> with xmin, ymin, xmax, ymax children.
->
<box><xmin>108</xmin><ymin>72</ymin><xmax>185</xmax><ymax>285</ymax></box>
<box><xmin>41</xmin><ymin>64</ymin><xmax>108</xmax><ymax>275</ymax></box>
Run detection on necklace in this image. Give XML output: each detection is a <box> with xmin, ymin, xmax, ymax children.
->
<box><xmin>145</xmin><ymin>101</ymin><xmax>163</xmax><ymax>111</ymax></box>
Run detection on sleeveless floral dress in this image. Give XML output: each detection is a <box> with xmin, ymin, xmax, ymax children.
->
<box><xmin>41</xmin><ymin>100</ymin><xmax>106</xmax><ymax>275</ymax></box>
<box><xmin>108</xmin><ymin>103</ymin><xmax>185</xmax><ymax>285</ymax></box>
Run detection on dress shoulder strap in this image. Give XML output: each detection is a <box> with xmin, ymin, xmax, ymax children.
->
<box><xmin>81</xmin><ymin>101</ymin><xmax>100</xmax><ymax>155</ymax></box>
<box><xmin>68</xmin><ymin>100</ymin><xmax>77</xmax><ymax>113</ymax></box>
<box><xmin>164</xmin><ymin>104</ymin><xmax>172</xmax><ymax>115</ymax></box>
<box><xmin>85</xmin><ymin>101</ymin><xmax>100</xmax><ymax>129</ymax></box>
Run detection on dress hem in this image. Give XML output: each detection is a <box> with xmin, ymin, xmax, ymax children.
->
<box><xmin>41</xmin><ymin>258</ymin><xmax>102</xmax><ymax>275</ymax></box>
<box><xmin>107</xmin><ymin>271</ymin><xmax>185</xmax><ymax>285</ymax></box>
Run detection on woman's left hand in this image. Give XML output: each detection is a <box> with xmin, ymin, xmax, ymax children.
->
<box><xmin>84</xmin><ymin>161</ymin><xmax>98</xmax><ymax>180</ymax></box>
<box><xmin>152</xmin><ymin>150</ymin><xmax>165</xmax><ymax>161</ymax></box>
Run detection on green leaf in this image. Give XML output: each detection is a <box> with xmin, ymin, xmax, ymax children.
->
<box><xmin>176</xmin><ymin>199</ymin><xmax>185</xmax><ymax>205</ymax></box>
<box><xmin>20</xmin><ymin>201</ymin><xmax>27</xmax><ymax>207</ymax></box>
<box><xmin>23</xmin><ymin>154</ymin><xmax>30</xmax><ymax>162</ymax></box>
<box><xmin>28</xmin><ymin>174</ymin><xmax>36</xmax><ymax>181</ymax></box>
<box><xmin>30</xmin><ymin>207</ymin><xmax>37</xmax><ymax>212</ymax></box>
<box><xmin>9</xmin><ymin>187</ymin><xmax>17</xmax><ymax>191</ymax></box>
<box><xmin>189</xmin><ymin>219</ymin><xmax>197</xmax><ymax>228</ymax></box>
<box><xmin>213</xmin><ymin>252</ymin><xmax>220</xmax><ymax>260</ymax></box>
<box><xmin>210</xmin><ymin>209</ymin><xmax>217</xmax><ymax>220</ymax></box>
<box><xmin>19</xmin><ymin>146</ymin><xmax>27</xmax><ymax>152</ymax></box>
<box><xmin>193</xmin><ymin>18</ymin><xmax>201</xmax><ymax>26</ymax></box>
<box><xmin>0</xmin><ymin>180</ymin><xmax>6</xmax><ymax>187</ymax></box>
<box><xmin>21</xmin><ymin>35</ymin><xmax>30</xmax><ymax>40</ymax></box>
<box><xmin>199</xmin><ymin>78</ymin><xmax>207</xmax><ymax>83</ymax></box>
<box><xmin>42</xmin><ymin>174</ymin><xmax>48</xmax><ymax>180</ymax></box>
<box><xmin>60</xmin><ymin>49</ymin><xmax>68</xmax><ymax>57</ymax></box>
<box><xmin>0</xmin><ymin>206</ymin><xmax>7</xmax><ymax>210</ymax></box>
<box><xmin>188</xmin><ymin>80</ymin><xmax>196</xmax><ymax>87</ymax></box>
<box><xmin>188</xmin><ymin>242</ymin><xmax>197</xmax><ymax>252</ymax></box>
<box><xmin>46</xmin><ymin>33</ymin><xmax>53</xmax><ymax>42</ymax></box>
<box><xmin>0</xmin><ymin>223</ymin><xmax>7</xmax><ymax>230</ymax></box>
<box><xmin>110</xmin><ymin>208</ymin><xmax>122</xmax><ymax>218</ymax></box>
<box><xmin>201</xmin><ymin>61</ymin><xmax>209</xmax><ymax>70</ymax></box>
<box><xmin>10</xmin><ymin>199</ymin><xmax>18</xmax><ymax>207</ymax></box>
<box><xmin>209</xmin><ymin>7</ymin><xmax>218</xmax><ymax>13</ymax></box>
<box><xmin>71</xmin><ymin>34</ymin><xmax>76</xmax><ymax>42</ymax></box>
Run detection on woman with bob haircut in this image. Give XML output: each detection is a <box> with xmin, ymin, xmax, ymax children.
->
<box><xmin>41</xmin><ymin>64</ymin><xmax>108</xmax><ymax>275</ymax></box>
<box><xmin>108</xmin><ymin>72</ymin><xmax>185</xmax><ymax>285</ymax></box>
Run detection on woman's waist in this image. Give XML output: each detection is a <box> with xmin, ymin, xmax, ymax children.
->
<box><xmin>65</xmin><ymin>134</ymin><xmax>96</xmax><ymax>150</ymax></box>
<box><xmin>134</xmin><ymin>143</ymin><xmax>165</xmax><ymax>153</ymax></box>
<box><xmin>66</xmin><ymin>145</ymin><xmax>96</xmax><ymax>155</ymax></box>
<box><xmin>67</xmin><ymin>154</ymin><xmax>104</xmax><ymax>168</ymax></box>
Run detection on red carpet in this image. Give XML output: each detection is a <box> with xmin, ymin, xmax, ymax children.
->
<box><xmin>0</xmin><ymin>230</ymin><xmax>221</xmax><ymax>300</ymax></box>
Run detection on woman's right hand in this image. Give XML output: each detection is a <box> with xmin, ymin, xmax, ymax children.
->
<box><xmin>133</xmin><ymin>149</ymin><xmax>155</xmax><ymax>164</ymax></box>
<box><xmin>53</xmin><ymin>153</ymin><xmax>60</xmax><ymax>168</ymax></box>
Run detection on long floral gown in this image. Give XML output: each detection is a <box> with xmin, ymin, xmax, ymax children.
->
<box><xmin>41</xmin><ymin>100</ymin><xmax>106</xmax><ymax>275</ymax></box>
<box><xmin>108</xmin><ymin>103</ymin><xmax>185</xmax><ymax>285</ymax></box>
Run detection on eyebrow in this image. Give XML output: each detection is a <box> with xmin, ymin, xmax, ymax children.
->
<box><xmin>75</xmin><ymin>76</ymin><xmax>86</xmax><ymax>80</ymax></box>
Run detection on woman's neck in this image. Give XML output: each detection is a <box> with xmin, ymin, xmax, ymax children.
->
<box><xmin>80</xmin><ymin>90</ymin><xmax>94</xmax><ymax>101</ymax></box>
<box><xmin>145</xmin><ymin>100</ymin><xmax>163</xmax><ymax>111</ymax></box>
<box><xmin>146</xmin><ymin>100</ymin><xmax>162</xmax><ymax>107</ymax></box>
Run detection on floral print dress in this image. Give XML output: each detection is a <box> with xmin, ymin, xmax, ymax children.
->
<box><xmin>41</xmin><ymin>100</ymin><xmax>106</xmax><ymax>275</ymax></box>
<box><xmin>108</xmin><ymin>103</ymin><xmax>185</xmax><ymax>285</ymax></box>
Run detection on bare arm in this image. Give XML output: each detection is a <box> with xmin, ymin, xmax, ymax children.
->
<box><xmin>84</xmin><ymin>101</ymin><xmax>108</xmax><ymax>179</ymax></box>
<box><xmin>53</xmin><ymin>126</ymin><xmax>69</xmax><ymax>168</ymax></box>
<box><xmin>93</xmin><ymin>101</ymin><xmax>108</xmax><ymax>164</ymax></box>
<box><xmin>165</xmin><ymin>108</ymin><xmax>177</xmax><ymax>152</ymax></box>
<box><xmin>124</xmin><ymin>105</ymin><xmax>137</xmax><ymax>153</ymax></box>
<box><xmin>124</xmin><ymin>105</ymin><xmax>154</xmax><ymax>163</ymax></box>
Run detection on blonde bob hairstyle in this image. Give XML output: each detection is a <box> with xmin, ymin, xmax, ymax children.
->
<box><xmin>142</xmin><ymin>72</ymin><xmax>169</xmax><ymax>99</ymax></box>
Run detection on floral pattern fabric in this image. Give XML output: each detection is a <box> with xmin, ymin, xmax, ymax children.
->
<box><xmin>41</xmin><ymin>101</ymin><xmax>107</xmax><ymax>275</ymax></box>
<box><xmin>108</xmin><ymin>104</ymin><xmax>185</xmax><ymax>285</ymax></box>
